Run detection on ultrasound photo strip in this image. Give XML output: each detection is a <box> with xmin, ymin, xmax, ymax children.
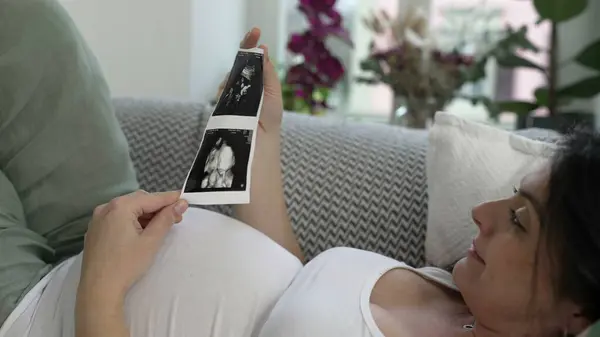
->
<box><xmin>181</xmin><ymin>47</ymin><xmax>264</xmax><ymax>205</ymax></box>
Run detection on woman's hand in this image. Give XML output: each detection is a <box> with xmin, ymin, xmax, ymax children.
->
<box><xmin>76</xmin><ymin>191</ymin><xmax>188</xmax><ymax>337</ymax></box>
<box><xmin>78</xmin><ymin>190</ymin><xmax>189</xmax><ymax>301</ymax></box>
<box><xmin>216</xmin><ymin>27</ymin><xmax>284</xmax><ymax>134</ymax></box>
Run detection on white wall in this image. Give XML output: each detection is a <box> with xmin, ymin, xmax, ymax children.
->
<box><xmin>345</xmin><ymin>0</ymin><xmax>396</xmax><ymax>118</ymax></box>
<box><xmin>556</xmin><ymin>0</ymin><xmax>600</xmax><ymax>128</ymax></box>
<box><xmin>62</xmin><ymin>0</ymin><xmax>193</xmax><ymax>100</ymax></box>
<box><xmin>190</xmin><ymin>0</ymin><xmax>248</xmax><ymax>102</ymax></box>
<box><xmin>62</xmin><ymin>0</ymin><xmax>260</xmax><ymax>102</ymax></box>
<box><xmin>556</xmin><ymin>0</ymin><xmax>599</xmax><ymax>118</ymax></box>
<box><xmin>245</xmin><ymin>0</ymin><xmax>288</xmax><ymax>64</ymax></box>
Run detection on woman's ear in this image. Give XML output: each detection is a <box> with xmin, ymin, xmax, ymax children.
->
<box><xmin>562</xmin><ymin>303</ymin><xmax>590</xmax><ymax>336</ymax></box>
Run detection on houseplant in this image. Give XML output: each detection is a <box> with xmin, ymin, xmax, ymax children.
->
<box><xmin>282</xmin><ymin>0</ymin><xmax>353</xmax><ymax>115</ymax></box>
<box><xmin>357</xmin><ymin>6</ymin><xmax>483</xmax><ymax>128</ymax></box>
<box><xmin>464</xmin><ymin>0</ymin><xmax>600</xmax><ymax>131</ymax></box>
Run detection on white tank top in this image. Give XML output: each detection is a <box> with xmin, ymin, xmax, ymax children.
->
<box><xmin>258</xmin><ymin>247</ymin><xmax>457</xmax><ymax>337</ymax></box>
<box><xmin>0</xmin><ymin>208</ymin><xmax>456</xmax><ymax>337</ymax></box>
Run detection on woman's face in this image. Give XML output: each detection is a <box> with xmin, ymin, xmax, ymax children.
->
<box><xmin>453</xmin><ymin>165</ymin><xmax>579</xmax><ymax>335</ymax></box>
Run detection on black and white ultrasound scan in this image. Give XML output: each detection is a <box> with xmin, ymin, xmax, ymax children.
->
<box><xmin>213</xmin><ymin>50</ymin><xmax>263</xmax><ymax>117</ymax></box>
<box><xmin>181</xmin><ymin>48</ymin><xmax>264</xmax><ymax>205</ymax></box>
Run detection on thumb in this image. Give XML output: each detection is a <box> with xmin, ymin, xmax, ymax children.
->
<box><xmin>259</xmin><ymin>45</ymin><xmax>281</xmax><ymax>98</ymax></box>
<box><xmin>142</xmin><ymin>200</ymin><xmax>188</xmax><ymax>246</ymax></box>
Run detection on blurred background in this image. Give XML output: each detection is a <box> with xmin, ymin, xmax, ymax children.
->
<box><xmin>60</xmin><ymin>0</ymin><xmax>600</xmax><ymax>130</ymax></box>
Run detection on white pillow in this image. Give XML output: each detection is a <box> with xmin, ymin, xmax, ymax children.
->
<box><xmin>425</xmin><ymin>112</ymin><xmax>557</xmax><ymax>267</ymax></box>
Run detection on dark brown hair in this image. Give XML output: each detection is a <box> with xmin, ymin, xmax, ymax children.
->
<box><xmin>542</xmin><ymin>126</ymin><xmax>600</xmax><ymax>322</ymax></box>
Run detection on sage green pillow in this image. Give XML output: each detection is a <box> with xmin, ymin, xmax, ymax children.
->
<box><xmin>0</xmin><ymin>0</ymin><xmax>138</xmax><ymax>322</ymax></box>
<box><xmin>580</xmin><ymin>322</ymin><xmax>600</xmax><ymax>337</ymax></box>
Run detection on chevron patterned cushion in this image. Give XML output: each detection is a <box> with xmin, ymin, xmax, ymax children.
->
<box><xmin>114</xmin><ymin>98</ymin><xmax>429</xmax><ymax>267</ymax></box>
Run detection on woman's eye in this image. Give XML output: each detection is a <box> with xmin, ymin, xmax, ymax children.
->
<box><xmin>510</xmin><ymin>208</ymin><xmax>525</xmax><ymax>231</ymax></box>
<box><xmin>513</xmin><ymin>186</ymin><xmax>519</xmax><ymax>194</ymax></box>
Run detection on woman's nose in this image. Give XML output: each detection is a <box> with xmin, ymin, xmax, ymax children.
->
<box><xmin>471</xmin><ymin>202</ymin><xmax>495</xmax><ymax>236</ymax></box>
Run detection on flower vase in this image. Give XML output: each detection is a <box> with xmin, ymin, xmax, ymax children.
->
<box><xmin>391</xmin><ymin>96</ymin><xmax>434</xmax><ymax>129</ymax></box>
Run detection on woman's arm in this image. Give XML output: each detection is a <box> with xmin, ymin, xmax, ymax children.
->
<box><xmin>234</xmin><ymin>130</ymin><xmax>304</xmax><ymax>262</ymax></box>
<box><xmin>231</xmin><ymin>29</ymin><xmax>304</xmax><ymax>262</ymax></box>
<box><xmin>75</xmin><ymin>288</ymin><xmax>128</xmax><ymax>337</ymax></box>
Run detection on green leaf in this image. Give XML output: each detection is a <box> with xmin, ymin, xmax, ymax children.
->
<box><xmin>496</xmin><ymin>101</ymin><xmax>539</xmax><ymax>115</ymax></box>
<box><xmin>499</xmin><ymin>26</ymin><xmax>540</xmax><ymax>52</ymax></box>
<box><xmin>461</xmin><ymin>57</ymin><xmax>488</xmax><ymax>83</ymax></box>
<box><xmin>534</xmin><ymin>87</ymin><xmax>549</xmax><ymax>107</ymax></box>
<box><xmin>360</xmin><ymin>59</ymin><xmax>383</xmax><ymax>74</ymax></box>
<box><xmin>494</xmin><ymin>51</ymin><xmax>545</xmax><ymax>72</ymax></box>
<box><xmin>574</xmin><ymin>39</ymin><xmax>600</xmax><ymax>71</ymax></box>
<box><xmin>355</xmin><ymin>76</ymin><xmax>380</xmax><ymax>84</ymax></box>
<box><xmin>534</xmin><ymin>86</ymin><xmax>575</xmax><ymax>107</ymax></box>
<box><xmin>481</xmin><ymin>98</ymin><xmax>502</xmax><ymax>120</ymax></box>
<box><xmin>533</xmin><ymin>0</ymin><xmax>587</xmax><ymax>23</ymax></box>
<box><xmin>313</xmin><ymin>87</ymin><xmax>330</xmax><ymax>101</ymax></box>
<box><xmin>557</xmin><ymin>75</ymin><xmax>600</xmax><ymax>98</ymax></box>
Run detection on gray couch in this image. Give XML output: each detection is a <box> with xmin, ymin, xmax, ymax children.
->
<box><xmin>113</xmin><ymin>97</ymin><xmax>560</xmax><ymax>268</ymax></box>
<box><xmin>114</xmin><ymin>97</ymin><xmax>430</xmax><ymax>267</ymax></box>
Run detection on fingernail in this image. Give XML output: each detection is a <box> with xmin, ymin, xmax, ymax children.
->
<box><xmin>174</xmin><ymin>200</ymin><xmax>188</xmax><ymax>215</ymax></box>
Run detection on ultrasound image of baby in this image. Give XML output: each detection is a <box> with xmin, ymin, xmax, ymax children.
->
<box><xmin>184</xmin><ymin>128</ymin><xmax>253</xmax><ymax>194</ymax></box>
<box><xmin>213</xmin><ymin>51</ymin><xmax>263</xmax><ymax>117</ymax></box>
<box><xmin>201</xmin><ymin>137</ymin><xmax>235</xmax><ymax>189</ymax></box>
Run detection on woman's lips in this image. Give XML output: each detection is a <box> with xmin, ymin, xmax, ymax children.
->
<box><xmin>468</xmin><ymin>240</ymin><xmax>485</xmax><ymax>265</ymax></box>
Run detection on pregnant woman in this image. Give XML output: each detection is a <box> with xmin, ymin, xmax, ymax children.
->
<box><xmin>1</xmin><ymin>3</ymin><xmax>600</xmax><ymax>337</ymax></box>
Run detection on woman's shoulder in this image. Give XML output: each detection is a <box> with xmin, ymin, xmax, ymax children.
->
<box><xmin>310</xmin><ymin>247</ymin><xmax>457</xmax><ymax>291</ymax></box>
<box><xmin>309</xmin><ymin>247</ymin><xmax>407</xmax><ymax>269</ymax></box>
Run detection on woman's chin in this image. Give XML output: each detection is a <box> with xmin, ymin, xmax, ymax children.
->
<box><xmin>452</xmin><ymin>257</ymin><xmax>472</xmax><ymax>286</ymax></box>
<box><xmin>452</xmin><ymin>255</ymin><xmax>484</xmax><ymax>290</ymax></box>
<box><xmin>452</xmin><ymin>257</ymin><xmax>467</xmax><ymax>277</ymax></box>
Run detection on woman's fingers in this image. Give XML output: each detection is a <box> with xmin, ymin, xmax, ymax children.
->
<box><xmin>240</xmin><ymin>27</ymin><xmax>261</xmax><ymax>49</ymax></box>
<box><xmin>142</xmin><ymin>199</ymin><xmax>188</xmax><ymax>245</ymax></box>
<box><xmin>114</xmin><ymin>190</ymin><xmax>182</xmax><ymax>217</ymax></box>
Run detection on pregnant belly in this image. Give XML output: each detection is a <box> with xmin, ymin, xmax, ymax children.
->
<box><xmin>24</xmin><ymin>208</ymin><xmax>303</xmax><ymax>337</ymax></box>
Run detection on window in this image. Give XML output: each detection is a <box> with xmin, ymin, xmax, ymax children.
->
<box><xmin>283</xmin><ymin>0</ymin><xmax>549</xmax><ymax>127</ymax></box>
<box><xmin>432</xmin><ymin>0</ymin><xmax>549</xmax><ymax>128</ymax></box>
<box><xmin>285</xmin><ymin>0</ymin><xmax>394</xmax><ymax>122</ymax></box>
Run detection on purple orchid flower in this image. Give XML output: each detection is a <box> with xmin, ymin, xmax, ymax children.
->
<box><xmin>297</xmin><ymin>2</ymin><xmax>352</xmax><ymax>46</ymax></box>
<box><xmin>300</xmin><ymin>0</ymin><xmax>336</xmax><ymax>12</ymax></box>
<box><xmin>285</xmin><ymin>0</ymin><xmax>352</xmax><ymax>114</ymax></box>
<box><xmin>294</xmin><ymin>88</ymin><xmax>307</xmax><ymax>98</ymax></box>
<box><xmin>286</xmin><ymin>64</ymin><xmax>321</xmax><ymax>86</ymax></box>
<box><xmin>287</xmin><ymin>32</ymin><xmax>329</xmax><ymax>63</ymax></box>
<box><xmin>316</xmin><ymin>56</ymin><xmax>344</xmax><ymax>84</ymax></box>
